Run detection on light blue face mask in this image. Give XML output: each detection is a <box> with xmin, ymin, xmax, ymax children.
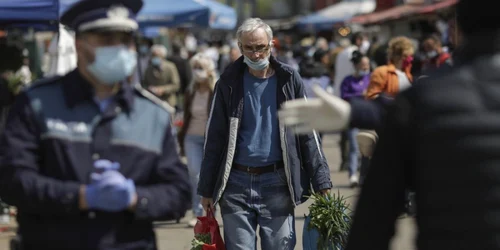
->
<box><xmin>151</xmin><ymin>57</ymin><xmax>162</xmax><ymax>66</ymax></box>
<box><xmin>358</xmin><ymin>70</ymin><xmax>370</xmax><ymax>76</ymax></box>
<box><xmin>243</xmin><ymin>55</ymin><xmax>269</xmax><ymax>71</ymax></box>
<box><xmin>87</xmin><ymin>45</ymin><xmax>137</xmax><ymax>85</ymax></box>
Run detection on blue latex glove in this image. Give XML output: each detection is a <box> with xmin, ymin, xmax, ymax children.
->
<box><xmin>85</xmin><ymin>169</ymin><xmax>136</xmax><ymax>212</ymax></box>
<box><xmin>93</xmin><ymin>159</ymin><xmax>120</xmax><ymax>173</ymax></box>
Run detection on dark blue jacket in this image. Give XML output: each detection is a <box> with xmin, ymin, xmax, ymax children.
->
<box><xmin>197</xmin><ymin>56</ymin><xmax>332</xmax><ymax>206</ymax></box>
<box><xmin>0</xmin><ymin>70</ymin><xmax>191</xmax><ymax>250</ymax></box>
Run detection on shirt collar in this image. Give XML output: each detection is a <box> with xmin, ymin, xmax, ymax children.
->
<box><xmin>62</xmin><ymin>69</ymin><xmax>135</xmax><ymax>111</ymax></box>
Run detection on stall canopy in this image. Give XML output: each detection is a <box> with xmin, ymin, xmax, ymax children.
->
<box><xmin>0</xmin><ymin>0</ymin><xmax>80</xmax><ymax>30</ymax></box>
<box><xmin>137</xmin><ymin>0</ymin><xmax>237</xmax><ymax>30</ymax></box>
<box><xmin>0</xmin><ymin>0</ymin><xmax>237</xmax><ymax>31</ymax></box>
<box><xmin>348</xmin><ymin>4</ymin><xmax>422</xmax><ymax>25</ymax></box>
<box><xmin>349</xmin><ymin>0</ymin><xmax>458</xmax><ymax>25</ymax></box>
<box><xmin>0</xmin><ymin>0</ymin><xmax>59</xmax><ymax>28</ymax></box>
<box><xmin>297</xmin><ymin>0</ymin><xmax>376</xmax><ymax>31</ymax></box>
<box><xmin>417</xmin><ymin>0</ymin><xmax>458</xmax><ymax>14</ymax></box>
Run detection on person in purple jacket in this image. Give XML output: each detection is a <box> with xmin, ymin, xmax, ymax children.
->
<box><xmin>340</xmin><ymin>50</ymin><xmax>371</xmax><ymax>187</ymax></box>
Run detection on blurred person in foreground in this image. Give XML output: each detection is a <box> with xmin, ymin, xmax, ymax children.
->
<box><xmin>282</xmin><ymin>0</ymin><xmax>500</xmax><ymax>248</ymax></box>
<box><xmin>198</xmin><ymin>18</ymin><xmax>332</xmax><ymax>250</ymax></box>
<box><xmin>0</xmin><ymin>0</ymin><xmax>190</xmax><ymax>249</ymax></box>
<box><xmin>177</xmin><ymin>53</ymin><xmax>217</xmax><ymax>228</ymax></box>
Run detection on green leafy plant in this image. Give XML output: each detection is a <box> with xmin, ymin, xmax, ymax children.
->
<box><xmin>6</xmin><ymin>73</ymin><xmax>24</xmax><ymax>95</ymax></box>
<box><xmin>307</xmin><ymin>191</ymin><xmax>352</xmax><ymax>250</ymax></box>
<box><xmin>190</xmin><ymin>233</ymin><xmax>211</xmax><ymax>250</ymax></box>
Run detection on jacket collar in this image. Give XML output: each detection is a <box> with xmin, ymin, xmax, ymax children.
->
<box><xmin>62</xmin><ymin>69</ymin><xmax>135</xmax><ymax>111</ymax></box>
<box><xmin>386</xmin><ymin>63</ymin><xmax>413</xmax><ymax>82</ymax></box>
<box><xmin>222</xmin><ymin>55</ymin><xmax>293</xmax><ymax>88</ymax></box>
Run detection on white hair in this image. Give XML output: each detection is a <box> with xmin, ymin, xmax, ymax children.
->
<box><xmin>236</xmin><ymin>18</ymin><xmax>273</xmax><ymax>44</ymax></box>
<box><xmin>315</xmin><ymin>37</ymin><xmax>328</xmax><ymax>48</ymax></box>
<box><xmin>188</xmin><ymin>53</ymin><xmax>217</xmax><ymax>92</ymax></box>
<box><xmin>150</xmin><ymin>44</ymin><xmax>167</xmax><ymax>57</ymax></box>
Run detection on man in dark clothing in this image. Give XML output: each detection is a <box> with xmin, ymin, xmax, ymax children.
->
<box><xmin>0</xmin><ymin>1</ymin><xmax>191</xmax><ymax>249</ymax></box>
<box><xmin>345</xmin><ymin>0</ymin><xmax>500</xmax><ymax>248</ymax></box>
<box><xmin>0</xmin><ymin>78</ymin><xmax>14</xmax><ymax>133</ymax></box>
<box><xmin>167</xmin><ymin>42</ymin><xmax>192</xmax><ymax>99</ymax></box>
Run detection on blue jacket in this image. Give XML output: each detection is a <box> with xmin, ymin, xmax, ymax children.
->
<box><xmin>0</xmin><ymin>70</ymin><xmax>191</xmax><ymax>250</ymax></box>
<box><xmin>197</xmin><ymin>56</ymin><xmax>332</xmax><ymax>206</ymax></box>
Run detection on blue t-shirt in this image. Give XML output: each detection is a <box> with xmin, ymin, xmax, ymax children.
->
<box><xmin>94</xmin><ymin>96</ymin><xmax>114</xmax><ymax>112</ymax></box>
<box><xmin>234</xmin><ymin>70</ymin><xmax>282</xmax><ymax>167</ymax></box>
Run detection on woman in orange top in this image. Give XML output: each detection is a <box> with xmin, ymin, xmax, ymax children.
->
<box><xmin>365</xmin><ymin>36</ymin><xmax>415</xmax><ymax>99</ymax></box>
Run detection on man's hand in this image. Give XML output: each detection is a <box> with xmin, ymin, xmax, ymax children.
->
<box><xmin>278</xmin><ymin>85</ymin><xmax>352</xmax><ymax>134</ymax></box>
<box><xmin>81</xmin><ymin>160</ymin><xmax>137</xmax><ymax>212</ymax></box>
<box><xmin>318</xmin><ymin>189</ymin><xmax>330</xmax><ymax>196</ymax></box>
<box><xmin>201</xmin><ymin>197</ymin><xmax>214</xmax><ymax>212</ymax></box>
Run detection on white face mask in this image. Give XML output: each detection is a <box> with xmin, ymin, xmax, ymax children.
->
<box><xmin>360</xmin><ymin>40</ymin><xmax>370</xmax><ymax>54</ymax></box>
<box><xmin>193</xmin><ymin>69</ymin><xmax>208</xmax><ymax>81</ymax></box>
<box><xmin>427</xmin><ymin>50</ymin><xmax>438</xmax><ymax>58</ymax></box>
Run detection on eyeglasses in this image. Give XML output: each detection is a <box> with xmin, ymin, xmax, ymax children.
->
<box><xmin>239</xmin><ymin>44</ymin><xmax>271</xmax><ymax>54</ymax></box>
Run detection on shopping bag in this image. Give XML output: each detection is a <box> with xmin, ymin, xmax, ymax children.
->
<box><xmin>302</xmin><ymin>215</ymin><xmax>336</xmax><ymax>250</ymax></box>
<box><xmin>192</xmin><ymin>208</ymin><xmax>225</xmax><ymax>250</ymax></box>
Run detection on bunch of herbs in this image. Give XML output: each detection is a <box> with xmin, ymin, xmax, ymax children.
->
<box><xmin>307</xmin><ymin>191</ymin><xmax>351</xmax><ymax>250</ymax></box>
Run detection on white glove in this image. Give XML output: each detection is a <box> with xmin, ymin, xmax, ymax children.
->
<box><xmin>278</xmin><ymin>85</ymin><xmax>352</xmax><ymax>134</ymax></box>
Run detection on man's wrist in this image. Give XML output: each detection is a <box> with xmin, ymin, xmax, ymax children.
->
<box><xmin>128</xmin><ymin>193</ymin><xmax>138</xmax><ymax>212</ymax></box>
<box><xmin>79</xmin><ymin>185</ymin><xmax>88</xmax><ymax>211</ymax></box>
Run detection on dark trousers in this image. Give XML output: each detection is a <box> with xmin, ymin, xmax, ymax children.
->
<box><xmin>339</xmin><ymin>131</ymin><xmax>349</xmax><ymax>171</ymax></box>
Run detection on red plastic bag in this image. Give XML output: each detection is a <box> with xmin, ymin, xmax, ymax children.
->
<box><xmin>193</xmin><ymin>208</ymin><xmax>225</xmax><ymax>250</ymax></box>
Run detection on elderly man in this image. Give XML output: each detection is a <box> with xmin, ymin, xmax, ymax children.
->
<box><xmin>198</xmin><ymin>18</ymin><xmax>332</xmax><ymax>250</ymax></box>
<box><xmin>143</xmin><ymin>44</ymin><xmax>180</xmax><ymax>108</ymax></box>
<box><xmin>0</xmin><ymin>0</ymin><xmax>190</xmax><ymax>249</ymax></box>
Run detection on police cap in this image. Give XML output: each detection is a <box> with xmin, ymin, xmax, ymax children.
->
<box><xmin>60</xmin><ymin>0</ymin><xmax>144</xmax><ymax>33</ymax></box>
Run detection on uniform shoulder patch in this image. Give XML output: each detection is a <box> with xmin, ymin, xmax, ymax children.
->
<box><xmin>22</xmin><ymin>75</ymin><xmax>64</xmax><ymax>94</ymax></box>
<box><xmin>27</xmin><ymin>75</ymin><xmax>63</xmax><ymax>89</ymax></box>
<box><xmin>134</xmin><ymin>84</ymin><xmax>176</xmax><ymax>114</ymax></box>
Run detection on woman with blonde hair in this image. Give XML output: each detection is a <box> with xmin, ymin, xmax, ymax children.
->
<box><xmin>365</xmin><ymin>36</ymin><xmax>415</xmax><ymax>99</ymax></box>
<box><xmin>177</xmin><ymin>53</ymin><xmax>217</xmax><ymax>227</ymax></box>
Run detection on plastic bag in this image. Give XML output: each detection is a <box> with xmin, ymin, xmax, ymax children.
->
<box><xmin>302</xmin><ymin>215</ymin><xmax>336</xmax><ymax>250</ymax></box>
<box><xmin>192</xmin><ymin>209</ymin><xmax>225</xmax><ymax>250</ymax></box>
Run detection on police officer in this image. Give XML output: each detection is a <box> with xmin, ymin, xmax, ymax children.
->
<box><xmin>0</xmin><ymin>0</ymin><xmax>191</xmax><ymax>249</ymax></box>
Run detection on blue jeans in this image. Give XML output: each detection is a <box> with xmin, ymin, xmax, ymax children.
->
<box><xmin>220</xmin><ymin>168</ymin><xmax>296</xmax><ymax>250</ymax></box>
<box><xmin>184</xmin><ymin>134</ymin><xmax>205</xmax><ymax>217</ymax></box>
<box><xmin>348</xmin><ymin>128</ymin><xmax>360</xmax><ymax>177</ymax></box>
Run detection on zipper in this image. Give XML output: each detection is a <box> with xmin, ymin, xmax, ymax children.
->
<box><xmin>281</xmin><ymin>86</ymin><xmax>297</xmax><ymax>206</ymax></box>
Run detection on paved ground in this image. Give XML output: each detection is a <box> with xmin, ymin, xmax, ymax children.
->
<box><xmin>0</xmin><ymin>135</ymin><xmax>416</xmax><ymax>250</ymax></box>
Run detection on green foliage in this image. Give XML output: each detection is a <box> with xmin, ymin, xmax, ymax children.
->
<box><xmin>190</xmin><ymin>233</ymin><xmax>211</xmax><ymax>250</ymax></box>
<box><xmin>6</xmin><ymin>73</ymin><xmax>24</xmax><ymax>95</ymax></box>
<box><xmin>307</xmin><ymin>191</ymin><xmax>352</xmax><ymax>250</ymax></box>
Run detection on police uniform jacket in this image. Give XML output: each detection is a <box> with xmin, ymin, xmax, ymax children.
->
<box><xmin>0</xmin><ymin>69</ymin><xmax>191</xmax><ymax>250</ymax></box>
